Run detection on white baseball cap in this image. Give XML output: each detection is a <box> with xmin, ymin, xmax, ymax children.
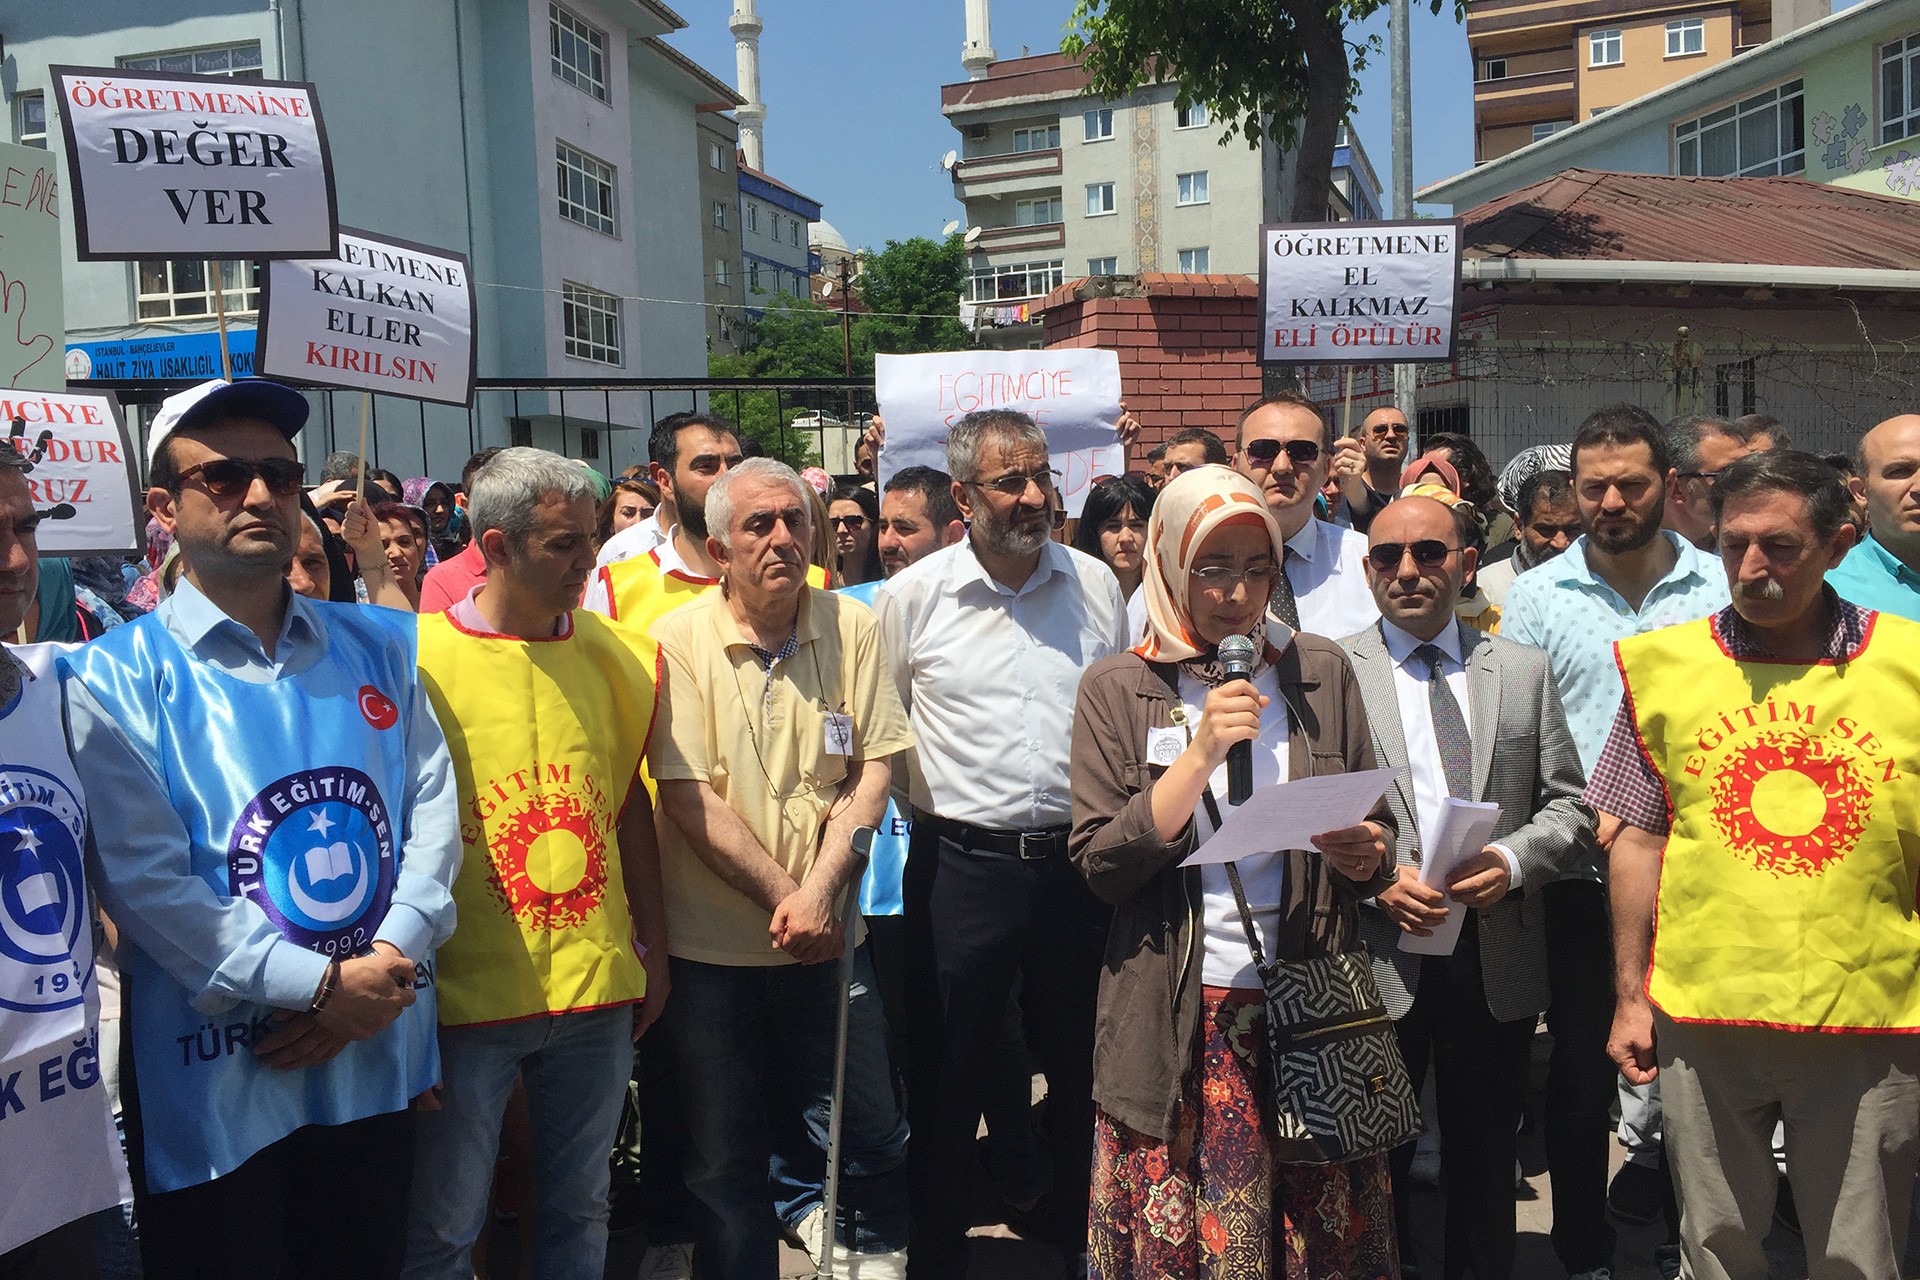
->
<box><xmin>147</xmin><ymin>378</ymin><xmax>311</xmax><ymax>469</ymax></box>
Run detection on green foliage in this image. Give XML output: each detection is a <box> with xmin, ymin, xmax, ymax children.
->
<box><xmin>854</xmin><ymin>236</ymin><xmax>975</xmax><ymax>358</ymax></box>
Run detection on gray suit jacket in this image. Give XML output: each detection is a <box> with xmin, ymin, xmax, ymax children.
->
<box><xmin>1340</xmin><ymin>621</ymin><xmax>1598</xmax><ymax>1022</ymax></box>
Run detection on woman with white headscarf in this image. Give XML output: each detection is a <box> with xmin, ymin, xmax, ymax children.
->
<box><xmin>1069</xmin><ymin>464</ymin><xmax>1400</xmax><ymax>1280</ymax></box>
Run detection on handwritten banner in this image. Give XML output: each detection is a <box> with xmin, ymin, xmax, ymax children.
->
<box><xmin>0</xmin><ymin>391</ymin><xmax>139</xmax><ymax>555</ymax></box>
<box><xmin>50</xmin><ymin>65</ymin><xmax>338</xmax><ymax>261</ymax></box>
<box><xmin>874</xmin><ymin>348</ymin><xmax>1122</xmax><ymax>518</ymax></box>
<box><xmin>0</xmin><ymin>142</ymin><xmax>64</xmax><ymax>393</ymax></box>
<box><xmin>1260</xmin><ymin>219</ymin><xmax>1462</xmax><ymax>364</ymax></box>
<box><xmin>257</xmin><ymin>228</ymin><xmax>476</xmax><ymax>406</ymax></box>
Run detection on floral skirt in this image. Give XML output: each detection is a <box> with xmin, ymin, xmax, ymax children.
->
<box><xmin>1088</xmin><ymin>994</ymin><xmax>1400</xmax><ymax>1280</ymax></box>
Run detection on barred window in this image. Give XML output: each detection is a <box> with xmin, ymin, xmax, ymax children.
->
<box><xmin>562</xmin><ymin>283</ymin><xmax>621</xmax><ymax>365</ymax></box>
<box><xmin>137</xmin><ymin>259</ymin><xmax>261</xmax><ymax>321</ymax></box>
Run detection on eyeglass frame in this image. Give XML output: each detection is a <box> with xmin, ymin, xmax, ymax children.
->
<box><xmin>170</xmin><ymin>456</ymin><xmax>306</xmax><ymax>499</ymax></box>
<box><xmin>1190</xmin><ymin>561</ymin><xmax>1279</xmax><ymax>592</ymax></box>
<box><xmin>967</xmin><ymin>466</ymin><xmax>1060</xmax><ymax>497</ymax></box>
<box><xmin>1242</xmin><ymin>437</ymin><xmax>1323</xmax><ymax>468</ymax></box>
<box><xmin>1365</xmin><ymin>539</ymin><xmax>1464</xmax><ymax>573</ymax></box>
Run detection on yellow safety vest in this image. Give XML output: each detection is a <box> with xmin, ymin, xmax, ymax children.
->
<box><xmin>417</xmin><ymin>609</ymin><xmax>659</xmax><ymax>1027</ymax></box>
<box><xmin>599</xmin><ymin>550</ymin><xmax>825</xmax><ymax>632</ymax></box>
<box><xmin>1617</xmin><ymin>612</ymin><xmax>1920</xmax><ymax>1032</ymax></box>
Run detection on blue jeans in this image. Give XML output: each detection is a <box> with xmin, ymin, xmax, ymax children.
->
<box><xmin>402</xmin><ymin>1006</ymin><xmax>633</xmax><ymax>1280</ymax></box>
<box><xmin>665</xmin><ymin>948</ymin><xmax>909</xmax><ymax>1280</ymax></box>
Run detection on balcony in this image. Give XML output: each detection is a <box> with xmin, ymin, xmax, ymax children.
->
<box><xmin>1473</xmin><ymin>65</ymin><xmax>1577</xmax><ymax>122</ymax></box>
<box><xmin>952</xmin><ymin>147</ymin><xmax>1064</xmax><ymax>201</ymax></box>
<box><xmin>969</xmin><ymin>222</ymin><xmax>1067</xmax><ymax>254</ymax></box>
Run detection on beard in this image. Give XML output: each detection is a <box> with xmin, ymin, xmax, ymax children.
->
<box><xmin>678</xmin><ymin>491</ymin><xmax>710</xmax><ymax>543</ymax></box>
<box><xmin>1585</xmin><ymin>506</ymin><xmax>1663</xmax><ymax>555</ymax></box>
<box><xmin>971</xmin><ymin>495</ymin><xmax>1050</xmax><ymax>558</ymax></box>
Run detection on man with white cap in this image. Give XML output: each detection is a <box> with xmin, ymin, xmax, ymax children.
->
<box><xmin>59</xmin><ymin>379</ymin><xmax>461</xmax><ymax>1279</ymax></box>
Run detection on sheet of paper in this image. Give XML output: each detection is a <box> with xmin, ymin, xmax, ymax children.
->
<box><xmin>1179</xmin><ymin>767</ymin><xmax>1397</xmax><ymax>868</ymax></box>
<box><xmin>1399</xmin><ymin>798</ymin><xmax>1503</xmax><ymax>957</ymax></box>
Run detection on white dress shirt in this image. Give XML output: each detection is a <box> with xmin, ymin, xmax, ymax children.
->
<box><xmin>1379</xmin><ymin>618</ymin><xmax>1521</xmax><ymax>887</ymax></box>
<box><xmin>1177</xmin><ymin>666</ymin><xmax>1292</xmax><ymax>988</ymax></box>
<box><xmin>594</xmin><ymin>508</ymin><xmax>669</xmax><ymax>568</ymax></box>
<box><xmin>1287</xmin><ymin>517</ymin><xmax>1380</xmax><ymax>640</ymax></box>
<box><xmin>876</xmin><ymin>538</ymin><xmax>1129</xmax><ymax>829</ymax></box>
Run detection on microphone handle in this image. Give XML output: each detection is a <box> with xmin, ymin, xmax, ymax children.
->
<box><xmin>1227</xmin><ymin>740</ymin><xmax>1252</xmax><ymax>805</ymax></box>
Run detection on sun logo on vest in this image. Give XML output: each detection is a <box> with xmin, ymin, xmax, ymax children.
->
<box><xmin>487</xmin><ymin>792</ymin><xmax>607</xmax><ymax>930</ymax></box>
<box><xmin>229</xmin><ymin>768</ymin><xmax>396</xmax><ymax>954</ymax></box>
<box><xmin>0</xmin><ymin>767</ymin><xmax>88</xmax><ymax>1013</ymax></box>
<box><xmin>1709</xmin><ymin>732</ymin><xmax>1872</xmax><ymax>878</ymax></box>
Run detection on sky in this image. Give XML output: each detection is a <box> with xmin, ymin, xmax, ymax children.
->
<box><xmin>664</xmin><ymin>0</ymin><xmax>1482</xmax><ymax>254</ymax></box>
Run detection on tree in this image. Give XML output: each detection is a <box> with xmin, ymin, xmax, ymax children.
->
<box><xmin>853</xmin><ymin>235</ymin><xmax>974</xmax><ymax>359</ymax></box>
<box><xmin>1063</xmin><ymin>0</ymin><xmax>1455</xmax><ymax>223</ymax></box>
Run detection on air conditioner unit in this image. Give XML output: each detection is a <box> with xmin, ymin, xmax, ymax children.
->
<box><xmin>509</xmin><ymin>417</ymin><xmax>533</xmax><ymax>447</ymax></box>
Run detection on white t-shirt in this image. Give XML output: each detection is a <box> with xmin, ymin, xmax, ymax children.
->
<box><xmin>1175</xmin><ymin>665</ymin><xmax>1294</xmax><ymax>988</ymax></box>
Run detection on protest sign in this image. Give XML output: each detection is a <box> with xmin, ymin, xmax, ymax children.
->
<box><xmin>0</xmin><ymin>141</ymin><xmax>65</xmax><ymax>393</ymax></box>
<box><xmin>875</xmin><ymin>349</ymin><xmax>1123</xmax><ymax>517</ymax></box>
<box><xmin>257</xmin><ymin>228</ymin><xmax>476</xmax><ymax>406</ymax></box>
<box><xmin>50</xmin><ymin>65</ymin><xmax>337</xmax><ymax>261</ymax></box>
<box><xmin>1260</xmin><ymin>219</ymin><xmax>1462</xmax><ymax>364</ymax></box>
<box><xmin>0</xmin><ymin>390</ymin><xmax>139</xmax><ymax>555</ymax></box>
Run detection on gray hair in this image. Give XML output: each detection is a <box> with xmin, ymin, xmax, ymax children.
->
<box><xmin>468</xmin><ymin>447</ymin><xmax>598</xmax><ymax>548</ymax></box>
<box><xmin>706</xmin><ymin>456</ymin><xmax>812</xmax><ymax>549</ymax></box>
<box><xmin>945</xmin><ymin>410</ymin><xmax>1049</xmax><ymax>484</ymax></box>
<box><xmin>1663</xmin><ymin>413</ymin><xmax>1737</xmax><ymax>475</ymax></box>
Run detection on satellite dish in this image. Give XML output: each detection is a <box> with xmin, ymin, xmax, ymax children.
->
<box><xmin>963</xmin><ymin>225</ymin><xmax>983</xmax><ymax>246</ymax></box>
<box><xmin>942</xmin><ymin>149</ymin><xmax>959</xmax><ymax>171</ymax></box>
<box><xmin>942</xmin><ymin>219</ymin><xmax>961</xmax><ymax>236</ymax></box>
<box><xmin>821</xmin><ymin>280</ymin><xmax>835</xmax><ymax>297</ymax></box>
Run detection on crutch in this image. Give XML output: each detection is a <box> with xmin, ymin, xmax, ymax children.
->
<box><xmin>818</xmin><ymin>825</ymin><xmax>876</xmax><ymax>1280</ymax></box>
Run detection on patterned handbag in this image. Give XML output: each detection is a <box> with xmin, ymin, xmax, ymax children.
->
<box><xmin>1222</xmin><ymin>858</ymin><xmax>1423</xmax><ymax>1163</ymax></box>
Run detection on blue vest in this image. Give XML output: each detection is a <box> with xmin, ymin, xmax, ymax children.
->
<box><xmin>835</xmin><ymin>582</ymin><xmax>906</xmax><ymax>917</ymax></box>
<box><xmin>62</xmin><ymin>606</ymin><xmax>439</xmax><ymax>1193</ymax></box>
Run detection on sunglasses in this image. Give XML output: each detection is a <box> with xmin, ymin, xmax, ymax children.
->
<box><xmin>1243</xmin><ymin>438</ymin><xmax>1322</xmax><ymax>468</ymax></box>
<box><xmin>1366</xmin><ymin>540</ymin><xmax>1462</xmax><ymax>572</ymax></box>
<box><xmin>829</xmin><ymin>514</ymin><xmax>868</xmax><ymax>530</ymax></box>
<box><xmin>174</xmin><ymin>457</ymin><xmax>306</xmax><ymax>499</ymax></box>
<box><xmin>1369</xmin><ymin>422</ymin><xmax>1410</xmax><ymax>437</ymax></box>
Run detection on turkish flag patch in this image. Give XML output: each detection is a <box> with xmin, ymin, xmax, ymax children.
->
<box><xmin>358</xmin><ymin>685</ymin><xmax>400</xmax><ymax>731</ymax></box>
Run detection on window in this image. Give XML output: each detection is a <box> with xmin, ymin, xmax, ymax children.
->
<box><xmin>562</xmin><ymin>282</ymin><xmax>621</xmax><ymax>364</ymax></box>
<box><xmin>1675</xmin><ymin>80</ymin><xmax>1804</xmax><ymax>176</ymax></box>
<box><xmin>1085</xmin><ymin>182</ymin><xmax>1116</xmax><ymax>216</ymax></box>
<box><xmin>549</xmin><ymin>5</ymin><xmax>608</xmax><ymax>102</ymax></box>
<box><xmin>1591</xmin><ymin>106</ymin><xmax>1613</xmax><ymax>118</ymax></box>
<box><xmin>1715</xmin><ymin>358</ymin><xmax>1757</xmax><ymax>418</ymax></box>
<box><xmin>510</xmin><ymin>418</ymin><xmax>534</xmax><ymax>448</ymax></box>
<box><xmin>1176</xmin><ymin>247</ymin><xmax>1210</xmax><ymax>273</ymax></box>
<box><xmin>556</xmin><ymin>142</ymin><xmax>616</xmax><ymax>234</ymax></box>
<box><xmin>1015</xmin><ymin>196</ymin><xmax>1063</xmax><ymax>225</ymax></box>
<box><xmin>966</xmin><ymin>259</ymin><xmax>1066</xmax><ymax>302</ymax></box>
<box><xmin>748</xmin><ymin>261</ymin><xmax>762</xmax><ymax>291</ymax></box>
<box><xmin>1175</xmin><ymin>101</ymin><xmax>1211</xmax><ymax>129</ymax></box>
<box><xmin>15</xmin><ymin>94</ymin><xmax>44</xmax><ymax>148</ymax></box>
<box><xmin>709</xmin><ymin>141</ymin><xmax>726</xmax><ymax>170</ymax></box>
<box><xmin>769</xmin><ymin>212</ymin><xmax>782</xmax><ymax>240</ymax></box>
<box><xmin>1084</xmin><ymin>108</ymin><xmax>1115</xmax><ymax>141</ymax></box>
<box><xmin>1176</xmin><ymin>171</ymin><xmax>1209</xmax><ymax>205</ymax></box>
<box><xmin>120</xmin><ymin>43</ymin><xmax>263</xmax><ymax>77</ymax></box>
<box><xmin>714</xmin><ymin>258</ymin><xmax>730</xmax><ymax>287</ymax></box>
<box><xmin>712</xmin><ymin>201</ymin><xmax>727</xmax><ymax>229</ymax></box>
<box><xmin>1532</xmin><ymin>120</ymin><xmax>1572</xmax><ymax>142</ymax></box>
<box><xmin>1590</xmin><ymin>29</ymin><xmax>1623</xmax><ymax>67</ymax></box>
<box><xmin>791</xmin><ymin>221</ymin><xmax>801</xmax><ymax>247</ymax></box>
<box><xmin>1666</xmin><ymin>18</ymin><xmax>1705</xmax><ymax>57</ymax></box>
<box><xmin>746</xmin><ymin>202</ymin><xmax>759</xmax><ymax>233</ymax></box>
<box><xmin>1881</xmin><ymin>33</ymin><xmax>1920</xmax><ymax>143</ymax></box>
<box><xmin>1012</xmin><ymin>124</ymin><xmax>1060</xmax><ymax>152</ymax></box>
<box><xmin>1479</xmin><ymin>58</ymin><xmax>1508</xmax><ymax>81</ymax></box>
<box><xmin>1088</xmin><ymin>256</ymin><xmax>1118</xmax><ymax>275</ymax></box>
<box><xmin>137</xmin><ymin>259</ymin><xmax>261</xmax><ymax>320</ymax></box>
<box><xmin>578</xmin><ymin>427</ymin><xmax>601</xmax><ymax>460</ymax></box>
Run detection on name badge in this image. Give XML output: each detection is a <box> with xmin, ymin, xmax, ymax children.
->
<box><xmin>824</xmin><ymin>712</ymin><xmax>854</xmax><ymax>756</ymax></box>
<box><xmin>1146</xmin><ymin>725</ymin><xmax>1186</xmax><ymax>767</ymax></box>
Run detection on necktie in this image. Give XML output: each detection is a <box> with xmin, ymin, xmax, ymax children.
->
<box><xmin>1416</xmin><ymin>643</ymin><xmax>1473</xmax><ymax>799</ymax></box>
<box><xmin>1270</xmin><ymin>547</ymin><xmax>1300</xmax><ymax>631</ymax></box>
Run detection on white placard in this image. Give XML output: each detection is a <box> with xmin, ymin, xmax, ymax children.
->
<box><xmin>0</xmin><ymin>142</ymin><xmax>65</xmax><ymax>392</ymax></box>
<box><xmin>256</xmin><ymin>228</ymin><xmax>476</xmax><ymax>406</ymax></box>
<box><xmin>1260</xmin><ymin>219</ymin><xmax>1462</xmax><ymax>365</ymax></box>
<box><xmin>874</xmin><ymin>349</ymin><xmax>1123</xmax><ymax>518</ymax></box>
<box><xmin>51</xmin><ymin>65</ymin><xmax>338</xmax><ymax>261</ymax></box>
<box><xmin>0</xmin><ymin>391</ymin><xmax>140</xmax><ymax>555</ymax></box>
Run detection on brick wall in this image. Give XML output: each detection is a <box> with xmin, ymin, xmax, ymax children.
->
<box><xmin>1039</xmin><ymin>273</ymin><xmax>1263</xmax><ymax>453</ymax></box>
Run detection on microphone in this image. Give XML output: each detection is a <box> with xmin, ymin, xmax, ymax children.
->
<box><xmin>1217</xmin><ymin>633</ymin><xmax>1257</xmax><ymax>805</ymax></box>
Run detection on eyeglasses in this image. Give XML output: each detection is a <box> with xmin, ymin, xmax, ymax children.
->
<box><xmin>1191</xmin><ymin>561</ymin><xmax>1278</xmax><ymax>591</ymax></box>
<box><xmin>828</xmin><ymin>514</ymin><xmax>868</xmax><ymax>531</ymax></box>
<box><xmin>971</xmin><ymin>467</ymin><xmax>1059</xmax><ymax>496</ymax></box>
<box><xmin>1243</xmin><ymin>438</ymin><xmax>1322</xmax><ymax>468</ymax></box>
<box><xmin>1369</xmin><ymin>422</ymin><xmax>1410</xmax><ymax>437</ymax></box>
<box><xmin>1366</xmin><ymin>540</ymin><xmax>1463</xmax><ymax>572</ymax></box>
<box><xmin>173</xmin><ymin>457</ymin><xmax>305</xmax><ymax>498</ymax></box>
<box><xmin>1677</xmin><ymin>470</ymin><xmax>1725</xmax><ymax>485</ymax></box>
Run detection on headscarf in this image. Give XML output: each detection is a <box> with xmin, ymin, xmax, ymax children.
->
<box><xmin>1399</xmin><ymin>454</ymin><xmax>1463</xmax><ymax>495</ymax></box>
<box><xmin>32</xmin><ymin>557</ymin><xmax>82</xmax><ymax>643</ymax></box>
<box><xmin>1496</xmin><ymin>443</ymin><xmax>1573</xmax><ymax>517</ymax></box>
<box><xmin>1132</xmin><ymin>464</ymin><xmax>1292</xmax><ymax>683</ymax></box>
<box><xmin>801</xmin><ymin>466</ymin><xmax>832</xmax><ymax>497</ymax></box>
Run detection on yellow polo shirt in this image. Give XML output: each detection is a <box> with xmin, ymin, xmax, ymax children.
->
<box><xmin>650</xmin><ymin>586</ymin><xmax>914</xmax><ymax>966</ymax></box>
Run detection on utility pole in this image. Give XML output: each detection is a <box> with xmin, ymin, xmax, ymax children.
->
<box><xmin>1391</xmin><ymin>0</ymin><xmax>1418</xmax><ymax>426</ymax></box>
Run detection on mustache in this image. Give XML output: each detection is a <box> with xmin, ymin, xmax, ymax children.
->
<box><xmin>1734</xmin><ymin>578</ymin><xmax>1786</xmax><ymax>601</ymax></box>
